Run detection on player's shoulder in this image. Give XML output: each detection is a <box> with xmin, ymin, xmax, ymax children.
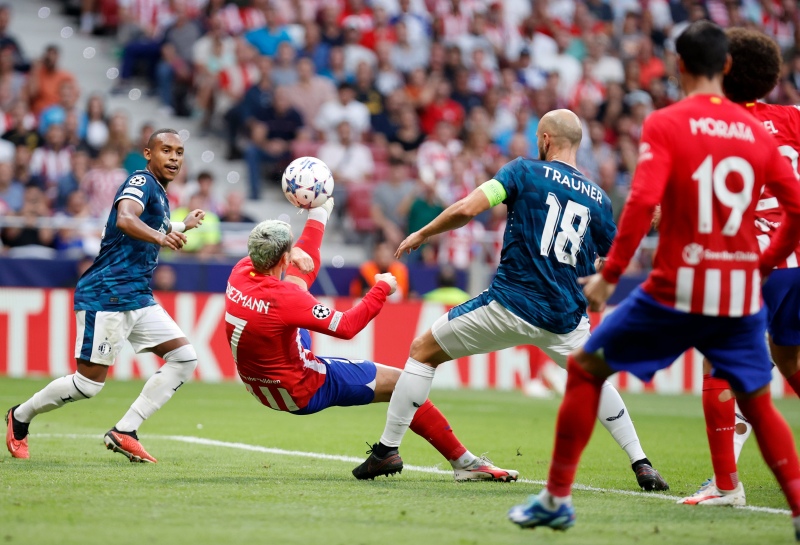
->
<box><xmin>125</xmin><ymin>170</ymin><xmax>157</xmax><ymax>187</ymax></box>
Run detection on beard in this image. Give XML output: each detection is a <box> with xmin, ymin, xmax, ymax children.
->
<box><xmin>538</xmin><ymin>143</ymin><xmax>547</xmax><ymax>161</ymax></box>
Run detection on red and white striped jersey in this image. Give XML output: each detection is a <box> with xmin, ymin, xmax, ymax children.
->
<box><xmin>30</xmin><ymin>146</ymin><xmax>72</xmax><ymax>188</ymax></box>
<box><xmin>218</xmin><ymin>4</ymin><xmax>266</xmax><ymax>36</ymax></box>
<box><xmin>82</xmin><ymin>167</ymin><xmax>128</xmax><ymax>219</ymax></box>
<box><xmin>218</xmin><ymin>62</ymin><xmax>260</xmax><ymax>99</ymax></box>
<box><xmin>741</xmin><ymin>101</ymin><xmax>800</xmax><ymax>269</ymax></box>
<box><xmin>224</xmin><ymin>257</ymin><xmax>390</xmax><ymax>412</ymax></box>
<box><xmin>602</xmin><ymin>94</ymin><xmax>800</xmax><ymax>317</ymax></box>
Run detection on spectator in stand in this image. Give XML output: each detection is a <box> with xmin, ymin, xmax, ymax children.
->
<box><xmin>506</xmin><ymin>132</ymin><xmax>531</xmax><ymax>159</ymax></box>
<box><xmin>2</xmin><ymin>99</ymin><xmax>39</xmax><ymax>150</ymax></box>
<box><xmin>317</xmin><ymin>120</ymin><xmax>375</xmax><ymax>207</ymax></box>
<box><xmin>390</xmin><ymin>21</ymin><xmax>430</xmax><ymax>74</ymax></box>
<box><xmin>271</xmin><ymin>41</ymin><xmax>299</xmax><ymax>87</ymax></box>
<box><xmin>315</xmin><ymin>82</ymin><xmax>370</xmax><ymax>142</ymax></box>
<box><xmin>404</xmin><ymin>178</ymin><xmax>444</xmax><ymax>264</ymax></box>
<box><xmin>636</xmin><ymin>36</ymin><xmax>665</xmax><ymax>92</ymax></box>
<box><xmin>0</xmin><ymin>4</ymin><xmax>27</xmax><ymax>72</ymax></box>
<box><xmin>342</xmin><ymin>21</ymin><xmax>377</xmax><ymax>76</ymax></box>
<box><xmin>354</xmin><ymin>62</ymin><xmax>384</xmax><ymax>117</ymax></box>
<box><xmin>105</xmin><ymin>111</ymin><xmax>132</xmax><ymax>162</ymax></box>
<box><xmin>1</xmin><ymin>186</ymin><xmax>55</xmax><ymax>252</ymax></box>
<box><xmin>496</xmin><ymin>106</ymin><xmax>538</xmax><ymax>156</ymax></box>
<box><xmin>298</xmin><ymin>20</ymin><xmax>330</xmax><ymax>73</ymax></box>
<box><xmin>225</xmin><ymin>55</ymin><xmax>273</xmax><ymax>161</ymax></box>
<box><xmin>114</xmin><ymin>0</ymin><xmax>174</xmax><ymax>95</ymax></box>
<box><xmin>420</xmin><ymin>80</ymin><xmax>464</xmax><ymax>135</ymax></box>
<box><xmin>244</xmin><ymin>86</ymin><xmax>303</xmax><ymax>199</ymax></box>
<box><xmin>371</xmin><ymin>157</ymin><xmax>416</xmax><ymax>248</ymax></box>
<box><xmin>0</xmin><ymin>45</ymin><xmax>26</xmax><ymax>104</ymax></box>
<box><xmin>157</xmin><ymin>4</ymin><xmax>204</xmax><ymax>116</ymax></box>
<box><xmin>12</xmin><ymin>143</ymin><xmax>33</xmax><ymax>187</ymax></box>
<box><xmin>55</xmin><ymin>148</ymin><xmax>90</xmax><ymax>211</ymax></box>
<box><xmin>423</xmin><ymin>264</ymin><xmax>470</xmax><ymax>305</ymax></box>
<box><xmin>39</xmin><ymin>80</ymin><xmax>81</xmax><ymax>137</ymax></box>
<box><xmin>586</xmin><ymin>33</ymin><xmax>624</xmax><ymax>85</ymax></box>
<box><xmin>81</xmin><ymin>146</ymin><xmax>128</xmax><ymax>218</ymax></box>
<box><xmin>152</xmin><ymin>264</ymin><xmax>177</xmax><ymax>291</ymax></box>
<box><xmin>320</xmin><ymin>5</ymin><xmax>344</xmax><ymax>47</ymax></box>
<box><xmin>30</xmin><ymin>123</ymin><xmax>73</xmax><ymax>200</ymax></box>
<box><xmin>123</xmin><ymin>121</ymin><xmax>153</xmax><ymax>174</ymax></box>
<box><xmin>0</xmin><ymin>159</ymin><xmax>22</xmax><ymax>212</ymax></box>
<box><xmin>319</xmin><ymin>46</ymin><xmax>348</xmax><ymax>85</ymax></box>
<box><xmin>27</xmin><ymin>45</ymin><xmax>77</xmax><ymax>116</ymax></box>
<box><xmin>389</xmin><ymin>0</ymin><xmax>431</xmax><ymax>44</ymax></box>
<box><xmin>349</xmin><ymin>241</ymin><xmax>409</xmax><ymax>301</ymax></box>
<box><xmin>245</xmin><ymin>3</ymin><xmax>291</xmax><ymax>57</ymax></box>
<box><xmin>192</xmin><ymin>13</ymin><xmax>236</xmax><ymax>132</ymax></box>
<box><xmin>286</xmin><ymin>58</ymin><xmax>336</xmax><ymax>131</ymax></box>
<box><xmin>417</xmin><ymin>120</ymin><xmax>462</xmax><ymax>203</ymax></box>
<box><xmin>451</xmin><ymin>68</ymin><xmax>482</xmax><ymax>115</ymax></box>
<box><xmin>371</xmin><ymin>89</ymin><xmax>405</xmax><ymax>142</ymax></box>
<box><xmin>183</xmin><ymin>171</ymin><xmax>222</xmax><ymax>216</ymax></box>
<box><xmin>374</xmin><ymin>41</ymin><xmax>404</xmax><ymax>96</ymax></box>
<box><xmin>219</xmin><ymin>191</ymin><xmax>255</xmax><ymax>223</ymax></box>
<box><xmin>54</xmin><ymin>189</ymin><xmax>101</xmax><ymax>258</ymax></box>
<box><xmin>171</xmin><ymin>193</ymin><xmax>222</xmax><ymax>260</ymax></box>
<box><xmin>596</xmin><ymin>158</ymin><xmax>627</xmax><ymax>223</ymax></box>
<box><xmin>81</xmin><ymin>94</ymin><xmax>110</xmax><ymax>155</ymax></box>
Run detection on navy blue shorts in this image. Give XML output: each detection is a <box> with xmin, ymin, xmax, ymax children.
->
<box><xmin>762</xmin><ymin>268</ymin><xmax>800</xmax><ymax>346</ymax></box>
<box><xmin>291</xmin><ymin>329</ymin><xmax>377</xmax><ymax>415</ymax></box>
<box><xmin>584</xmin><ymin>288</ymin><xmax>773</xmax><ymax>394</ymax></box>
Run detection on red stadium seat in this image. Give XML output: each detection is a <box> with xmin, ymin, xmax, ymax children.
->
<box><xmin>292</xmin><ymin>140</ymin><xmax>321</xmax><ymax>160</ymax></box>
<box><xmin>372</xmin><ymin>161</ymin><xmax>390</xmax><ymax>184</ymax></box>
<box><xmin>346</xmin><ymin>183</ymin><xmax>377</xmax><ymax>233</ymax></box>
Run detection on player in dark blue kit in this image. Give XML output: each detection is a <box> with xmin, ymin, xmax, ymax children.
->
<box><xmin>5</xmin><ymin>129</ymin><xmax>205</xmax><ymax>463</ymax></box>
<box><xmin>355</xmin><ymin>110</ymin><xmax>668</xmax><ymax>490</ymax></box>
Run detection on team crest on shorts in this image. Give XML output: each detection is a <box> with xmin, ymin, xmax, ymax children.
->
<box><xmin>312</xmin><ymin>304</ymin><xmax>332</xmax><ymax>319</ymax></box>
<box><xmin>98</xmin><ymin>341</ymin><xmax>112</xmax><ymax>356</ymax></box>
<box><xmin>128</xmin><ymin>175</ymin><xmax>147</xmax><ymax>186</ymax></box>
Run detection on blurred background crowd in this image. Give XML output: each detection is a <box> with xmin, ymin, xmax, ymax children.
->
<box><xmin>1</xmin><ymin>0</ymin><xmax>800</xmax><ymax>296</ymax></box>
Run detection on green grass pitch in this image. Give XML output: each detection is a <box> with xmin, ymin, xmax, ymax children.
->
<box><xmin>1</xmin><ymin>378</ymin><xmax>798</xmax><ymax>545</ymax></box>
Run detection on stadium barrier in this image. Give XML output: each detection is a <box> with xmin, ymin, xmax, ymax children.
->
<box><xmin>0</xmin><ymin>287</ymin><xmax>793</xmax><ymax>397</ymax></box>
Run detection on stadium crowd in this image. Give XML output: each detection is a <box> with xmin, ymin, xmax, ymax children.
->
<box><xmin>2</xmin><ymin>0</ymin><xmax>800</xmax><ymax>279</ymax></box>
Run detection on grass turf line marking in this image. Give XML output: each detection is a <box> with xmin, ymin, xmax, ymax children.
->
<box><xmin>34</xmin><ymin>433</ymin><xmax>790</xmax><ymax>516</ymax></box>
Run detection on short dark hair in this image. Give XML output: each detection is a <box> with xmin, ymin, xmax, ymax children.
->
<box><xmin>146</xmin><ymin>128</ymin><xmax>179</xmax><ymax>149</ymax></box>
<box><xmin>197</xmin><ymin>170</ymin><xmax>213</xmax><ymax>181</ymax></box>
<box><xmin>675</xmin><ymin>20</ymin><xmax>729</xmax><ymax>79</ymax></box>
<box><xmin>723</xmin><ymin>28</ymin><xmax>782</xmax><ymax>103</ymax></box>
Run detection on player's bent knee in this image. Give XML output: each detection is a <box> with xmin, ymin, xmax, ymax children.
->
<box><xmin>409</xmin><ymin>330</ymin><xmax>448</xmax><ymax>366</ymax></box>
<box><xmin>163</xmin><ymin>344</ymin><xmax>198</xmax><ymax>372</ymax></box>
<box><xmin>74</xmin><ymin>372</ymin><xmax>105</xmax><ymax>398</ymax></box>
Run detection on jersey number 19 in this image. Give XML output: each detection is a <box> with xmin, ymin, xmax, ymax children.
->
<box><xmin>540</xmin><ymin>192</ymin><xmax>590</xmax><ymax>267</ymax></box>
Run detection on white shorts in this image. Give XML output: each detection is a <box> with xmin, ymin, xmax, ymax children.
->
<box><xmin>431</xmin><ymin>298</ymin><xmax>590</xmax><ymax>367</ymax></box>
<box><xmin>74</xmin><ymin>305</ymin><xmax>185</xmax><ymax>365</ymax></box>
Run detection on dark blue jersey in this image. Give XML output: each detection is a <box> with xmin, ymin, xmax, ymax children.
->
<box><xmin>74</xmin><ymin>170</ymin><xmax>170</xmax><ymax>311</ymax></box>
<box><xmin>488</xmin><ymin>157</ymin><xmax>617</xmax><ymax>334</ymax></box>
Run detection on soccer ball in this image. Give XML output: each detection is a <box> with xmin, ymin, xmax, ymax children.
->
<box><xmin>281</xmin><ymin>157</ymin><xmax>334</xmax><ymax>209</ymax></box>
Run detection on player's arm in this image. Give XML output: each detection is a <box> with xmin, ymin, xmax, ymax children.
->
<box><xmin>760</xmin><ymin>145</ymin><xmax>800</xmax><ymax>274</ymax></box>
<box><xmin>116</xmin><ymin>199</ymin><xmax>187</xmax><ymax>250</ymax></box>
<box><xmin>279</xmin><ymin>277</ymin><xmax>395</xmax><ymax>340</ymax></box>
<box><xmin>395</xmin><ymin>186</ymin><xmax>494</xmax><ymax>258</ymax></box>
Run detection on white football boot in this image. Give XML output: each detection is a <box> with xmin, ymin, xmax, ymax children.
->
<box><xmin>678</xmin><ymin>479</ymin><xmax>746</xmax><ymax>506</ymax></box>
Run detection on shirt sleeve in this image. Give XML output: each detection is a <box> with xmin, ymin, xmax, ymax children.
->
<box><xmin>602</xmin><ymin>115</ymin><xmax>671</xmax><ymax>283</ymax></box>
<box><xmin>491</xmin><ymin>157</ymin><xmax>521</xmax><ymax>203</ymax></box>
<box><xmin>760</xmin><ymin>144</ymin><xmax>800</xmax><ymax>274</ymax></box>
<box><xmin>114</xmin><ymin>173</ymin><xmax>155</xmax><ymax>212</ymax></box>
<box><xmin>277</xmin><ymin>281</ymin><xmax>391</xmax><ymax>340</ymax></box>
<box><xmin>594</xmin><ymin>196</ymin><xmax>617</xmax><ymax>258</ymax></box>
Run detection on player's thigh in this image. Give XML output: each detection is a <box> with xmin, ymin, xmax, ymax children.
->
<box><xmin>74</xmin><ymin>310</ymin><xmax>132</xmax><ymax>366</ymax></box>
<box><xmin>584</xmin><ymin>288</ymin><xmax>696</xmax><ymax>383</ymax></box>
<box><xmin>127</xmin><ymin>305</ymin><xmax>187</xmax><ymax>355</ymax></box>
<box><xmin>763</xmin><ymin>269</ymin><xmax>800</xmax><ymax>346</ymax></box>
<box><xmin>432</xmin><ymin>296</ymin><xmax>540</xmax><ymax>360</ymax></box>
<box><xmin>699</xmin><ymin>310</ymin><xmax>774</xmax><ymax>394</ymax></box>
<box><xmin>294</xmin><ymin>358</ymin><xmax>379</xmax><ymax>414</ymax></box>
<box><xmin>538</xmin><ymin>316</ymin><xmax>591</xmax><ymax>368</ymax></box>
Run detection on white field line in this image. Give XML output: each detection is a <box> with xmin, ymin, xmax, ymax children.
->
<box><xmin>34</xmin><ymin>433</ymin><xmax>790</xmax><ymax>516</ymax></box>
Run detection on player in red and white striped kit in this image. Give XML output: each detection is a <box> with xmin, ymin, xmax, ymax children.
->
<box><xmin>681</xmin><ymin>27</ymin><xmax>800</xmax><ymax>508</ymax></box>
<box><xmin>222</xmin><ymin>200</ymin><xmax>518</xmax><ymax>482</ymax></box>
<box><xmin>509</xmin><ymin>22</ymin><xmax>800</xmax><ymax>537</ymax></box>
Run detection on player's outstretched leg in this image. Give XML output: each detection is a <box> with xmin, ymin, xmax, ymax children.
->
<box><xmin>409</xmin><ymin>399</ymin><xmax>518</xmax><ymax>482</ymax></box>
<box><xmin>6</xmin><ymin>372</ymin><xmax>104</xmax><ymax>459</ymax></box>
<box><xmin>679</xmin><ymin>373</ymin><xmax>747</xmax><ymax>506</ymax></box>
<box><xmin>108</xmin><ymin>343</ymin><xmax>198</xmax><ymax>463</ymax></box>
<box><xmin>508</xmin><ymin>489</ymin><xmax>576</xmax><ymax>531</ymax></box>
<box><xmin>596</xmin><ymin>380</ymin><xmax>669</xmax><ymax>491</ymax></box>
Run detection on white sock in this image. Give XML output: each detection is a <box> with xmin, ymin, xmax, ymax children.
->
<box><xmin>541</xmin><ymin>488</ymin><xmax>572</xmax><ymax>509</ymax></box>
<box><xmin>597</xmin><ymin>381</ymin><xmax>647</xmax><ymax>464</ymax></box>
<box><xmin>379</xmin><ymin>358</ymin><xmax>436</xmax><ymax>448</ymax></box>
<box><xmin>308</xmin><ymin>206</ymin><xmax>329</xmax><ymax>226</ymax></box>
<box><xmin>450</xmin><ymin>450</ymin><xmax>477</xmax><ymax>469</ymax></box>
<box><xmin>116</xmin><ymin>348</ymin><xmax>196</xmax><ymax>432</ymax></box>
<box><xmin>14</xmin><ymin>373</ymin><xmax>104</xmax><ymax>423</ymax></box>
<box><xmin>733</xmin><ymin>402</ymin><xmax>752</xmax><ymax>463</ymax></box>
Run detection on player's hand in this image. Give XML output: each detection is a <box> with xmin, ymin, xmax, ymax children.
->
<box><xmin>290</xmin><ymin>247</ymin><xmax>314</xmax><ymax>273</ymax></box>
<box><xmin>579</xmin><ymin>273</ymin><xmax>616</xmax><ymax>312</ymax></box>
<box><xmin>594</xmin><ymin>257</ymin><xmax>605</xmax><ymax>273</ymax></box>
<box><xmin>374</xmin><ymin>273</ymin><xmax>398</xmax><ymax>295</ymax></box>
<box><xmin>183</xmin><ymin>209</ymin><xmax>205</xmax><ymax>230</ymax></box>
<box><xmin>395</xmin><ymin>231</ymin><xmax>427</xmax><ymax>258</ymax></box>
<box><xmin>160</xmin><ymin>231</ymin><xmax>187</xmax><ymax>250</ymax></box>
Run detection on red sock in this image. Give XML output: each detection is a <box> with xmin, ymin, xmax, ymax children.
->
<box><xmin>547</xmin><ymin>356</ymin><xmax>605</xmax><ymax>497</ymax></box>
<box><xmin>787</xmin><ymin>370</ymin><xmax>800</xmax><ymax>398</ymax></box>
<box><xmin>702</xmin><ymin>374</ymin><xmax>738</xmax><ymax>491</ymax></box>
<box><xmin>738</xmin><ymin>391</ymin><xmax>800</xmax><ymax>516</ymax></box>
<box><xmin>285</xmin><ymin>219</ymin><xmax>324</xmax><ymax>287</ymax></box>
<box><xmin>409</xmin><ymin>399</ymin><xmax>467</xmax><ymax>461</ymax></box>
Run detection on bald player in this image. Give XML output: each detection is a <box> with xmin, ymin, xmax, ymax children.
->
<box><xmin>354</xmin><ymin>110</ymin><xmax>669</xmax><ymax>491</ymax></box>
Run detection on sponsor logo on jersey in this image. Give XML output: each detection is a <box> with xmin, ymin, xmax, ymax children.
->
<box><xmin>123</xmin><ymin>187</ymin><xmax>144</xmax><ymax>198</ymax></box>
<box><xmin>637</xmin><ymin>142</ymin><xmax>653</xmax><ymax>163</ymax></box>
<box><xmin>605</xmin><ymin>408</ymin><xmax>625</xmax><ymax>421</ymax></box>
<box><xmin>128</xmin><ymin>175</ymin><xmax>148</xmax><ymax>186</ymax></box>
<box><xmin>683</xmin><ymin>243</ymin><xmax>704</xmax><ymax>265</ymax></box>
<box><xmin>689</xmin><ymin>118</ymin><xmax>755</xmax><ymax>142</ymax></box>
<box><xmin>312</xmin><ymin>304</ymin><xmax>332</xmax><ymax>319</ymax></box>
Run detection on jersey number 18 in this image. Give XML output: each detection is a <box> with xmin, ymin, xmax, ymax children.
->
<box><xmin>540</xmin><ymin>192</ymin><xmax>590</xmax><ymax>267</ymax></box>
